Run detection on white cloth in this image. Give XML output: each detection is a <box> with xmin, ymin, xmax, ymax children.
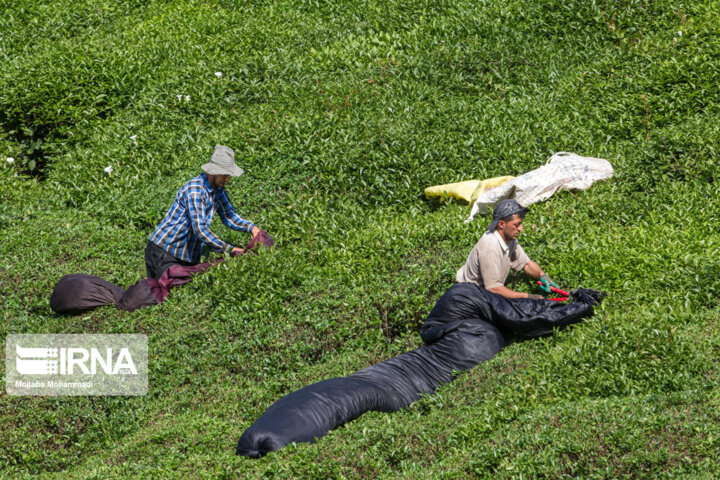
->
<box><xmin>465</xmin><ymin>152</ymin><xmax>614</xmax><ymax>223</ymax></box>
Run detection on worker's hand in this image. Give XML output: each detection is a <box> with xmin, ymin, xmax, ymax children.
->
<box><xmin>251</xmin><ymin>226</ymin><xmax>261</xmax><ymax>237</ymax></box>
<box><xmin>538</xmin><ymin>274</ymin><xmax>559</xmax><ymax>293</ymax></box>
<box><xmin>230</xmin><ymin>247</ymin><xmax>245</xmax><ymax>257</ymax></box>
<box><xmin>528</xmin><ymin>294</ymin><xmax>544</xmax><ymax>300</ymax></box>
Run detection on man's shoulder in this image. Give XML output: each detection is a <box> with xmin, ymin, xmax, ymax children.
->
<box><xmin>178</xmin><ymin>175</ymin><xmax>209</xmax><ymax>196</ymax></box>
<box><xmin>475</xmin><ymin>232</ymin><xmax>499</xmax><ymax>249</ymax></box>
<box><xmin>473</xmin><ymin>231</ymin><xmax>520</xmax><ymax>257</ymax></box>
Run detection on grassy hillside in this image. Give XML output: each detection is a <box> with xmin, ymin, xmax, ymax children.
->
<box><xmin>1</xmin><ymin>0</ymin><xmax>719</xmax><ymax>477</ymax></box>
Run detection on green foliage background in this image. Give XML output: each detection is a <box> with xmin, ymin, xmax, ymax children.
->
<box><xmin>1</xmin><ymin>0</ymin><xmax>719</xmax><ymax>478</ymax></box>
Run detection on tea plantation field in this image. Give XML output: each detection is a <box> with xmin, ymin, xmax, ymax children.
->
<box><xmin>1</xmin><ymin>0</ymin><xmax>719</xmax><ymax>478</ymax></box>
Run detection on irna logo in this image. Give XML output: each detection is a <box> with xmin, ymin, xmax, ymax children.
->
<box><xmin>15</xmin><ymin>344</ymin><xmax>138</xmax><ymax>375</ymax></box>
<box><xmin>6</xmin><ymin>334</ymin><xmax>148</xmax><ymax>396</ymax></box>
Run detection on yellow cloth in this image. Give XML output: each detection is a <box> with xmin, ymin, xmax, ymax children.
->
<box><xmin>424</xmin><ymin>176</ymin><xmax>514</xmax><ymax>204</ymax></box>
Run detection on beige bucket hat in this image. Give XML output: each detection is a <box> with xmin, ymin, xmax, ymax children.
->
<box><xmin>201</xmin><ymin>145</ymin><xmax>244</xmax><ymax>177</ymax></box>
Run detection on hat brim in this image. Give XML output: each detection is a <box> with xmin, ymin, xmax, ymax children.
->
<box><xmin>202</xmin><ymin>163</ymin><xmax>244</xmax><ymax>177</ymax></box>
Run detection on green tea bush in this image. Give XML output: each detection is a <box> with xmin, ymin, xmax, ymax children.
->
<box><xmin>2</xmin><ymin>0</ymin><xmax>720</xmax><ymax>478</ymax></box>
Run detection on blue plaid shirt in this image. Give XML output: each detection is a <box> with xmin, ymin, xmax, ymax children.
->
<box><xmin>149</xmin><ymin>173</ymin><xmax>254</xmax><ymax>263</ymax></box>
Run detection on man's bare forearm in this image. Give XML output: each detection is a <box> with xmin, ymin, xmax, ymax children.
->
<box><xmin>487</xmin><ymin>285</ymin><xmax>532</xmax><ymax>299</ymax></box>
<box><xmin>523</xmin><ymin>260</ymin><xmax>544</xmax><ymax>280</ymax></box>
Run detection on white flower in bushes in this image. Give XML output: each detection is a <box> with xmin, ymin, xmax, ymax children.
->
<box><xmin>185</xmin><ymin>95</ymin><xmax>190</xmax><ymax>102</ymax></box>
<box><xmin>130</xmin><ymin>135</ymin><xmax>137</xmax><ymax>145</ymax></box>
<box><xmin>6</xmin><ymin>157</ymin><xmax>13</xmax><ymax>164</ymax></box>
<box><xmin>215</xmin><ymin>71</ymin><xmax>223</xmax><ymax>78</ymax></box>
<box><xmin>104</xmin><ymin>165</ymin><xmax>113</xmax><ymax>174</ymax></box>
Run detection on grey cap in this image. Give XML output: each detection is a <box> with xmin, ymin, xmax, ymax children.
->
<box><xmin>201</xmin><ymin>145</ymin><xmax>244</xmax><ymax>177</ymax></box>
<box><xmin>486</xmin><ymin>199</ymin><xmax>525</xmax><ymax>233</ymax></box>
<box><xmin>486</xmin><ymin>199</ymin><xmax>525</xmax><ymax>260</ymax></box>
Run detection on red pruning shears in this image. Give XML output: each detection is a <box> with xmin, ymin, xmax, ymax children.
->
<box><xmin>537</xmin><ymin>281</ymin><xmax>570</xmax><ymax>302</ymax></box>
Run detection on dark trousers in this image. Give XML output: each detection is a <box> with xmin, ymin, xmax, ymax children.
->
<box><xmin>144</xmin><ymin>241</ymin><xmax>195</xmax><ymax>279</ymax></box>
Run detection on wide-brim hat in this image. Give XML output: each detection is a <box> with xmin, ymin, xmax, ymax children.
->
<box><xmin>201</xmin><ymin>145</ymin><xmax>244</xmax><ymax>177</ymax></box>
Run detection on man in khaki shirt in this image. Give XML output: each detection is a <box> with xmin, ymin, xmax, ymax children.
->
<box><xmin>456</xmin><ymin>199</ymin><xmax>557</xmax><ymax>299</ymax></box>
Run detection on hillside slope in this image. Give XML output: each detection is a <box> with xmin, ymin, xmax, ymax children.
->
<box><xmin>1</xmin><ymin>0</ymin><xmax>719</xmax><ymax>478</ymax></box>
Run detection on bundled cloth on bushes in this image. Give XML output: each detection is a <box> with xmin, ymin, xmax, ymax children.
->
<box><xmin>424</xmin><ymin>176</ymin><xmax>515</xmax><ymax>204</ymax></box>
<box><xmin>423</xmin><ymin>152</ymin><xmax>613</xmax><ymax>222</ymax></box>
<box><xmin>49</xmin><ymin>230</ymin><xmax>274</xmax><ymax>314</ymax></box>
<box><xmin>50</xmin><ymin>274</ymin><xmax>161</xmax><ymax>314</ymax></box>
<box><xmin>236</xmin><ymin>283</ymin><xmax>606</xmax><ymax>458</ymax></box>
<box><xmin>465</xmin><ymin>152</ymin><xmax>614</xmax><ymax>223</ymax></box>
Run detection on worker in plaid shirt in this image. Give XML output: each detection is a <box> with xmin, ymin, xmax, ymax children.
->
<box><xmin>145</xmin><ymin>145</ymin><xmax>261</xmax><ymax>279</ymax></box>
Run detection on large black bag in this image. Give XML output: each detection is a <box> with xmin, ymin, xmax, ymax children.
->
<box><xmin>236</xmin><ymin>323</ymin><xmax>504</xmax><ymax>458</ymax></box>
<box><xmin>420</xmin><ymin>283</ymin><xmax>604</xmax><ymax>342</ymax></box>
<box><xmin>237</xmin><ymin>284</ymin><xmax>605</xmax><ymax>458</ymax></box>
